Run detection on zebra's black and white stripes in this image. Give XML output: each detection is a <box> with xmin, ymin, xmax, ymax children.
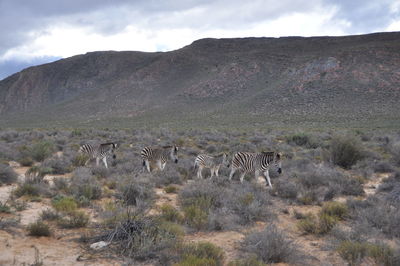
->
<box><xmin>229</xmin><ymin>151</ymin><xmax>282</xmax><ymax>187</ymax></box>
<box><xmin>79</xmin><ymin>142</ymin><xmax>118</xmax><ymax>168</ymax></box>
<box><xmin>141</xmin><ymin>145</ymin><xmax>179</xmax><ymax>172</ymax></box>
<box><xmin>194</xmin><ymin>153</ymin><xmax>228</xmax><ymax>179</ymax></box>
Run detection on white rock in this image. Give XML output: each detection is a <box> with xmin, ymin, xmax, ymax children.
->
<box><xmin>90</xmin><ymin>241</ymin><xmax>109</xmax><ymax>250</ymax></box>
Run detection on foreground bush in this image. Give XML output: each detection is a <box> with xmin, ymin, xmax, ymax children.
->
<box><xmin>69</xmin><ymin>168</ymin><xmax>102</xmax><ymax>201</ymax></box>
<box><xmin>104</xmin><ymin>215</ymin><xmax>179</xmax><ymax>260</ymax></box>
<box><xmin>337</xmin><ymin>241</ymin><xmax>398</xmax><ymax>266</ymax></box>
<box><xmin>347</xmin><ymin>198</ymin><xmax>400</xmax><ymax>238</ymax></box>
<box><xmin>297</xmin><ymin>202</ymin><xmax>347</xmax><ymax>235</ymax></box>
<box><xmin>52</xmin><ymin>196</ymin><xmax>77</xmax><ymax>213</ymax></box>
<box><xmin>58</xmin><ymin>210</ymin><xmax>89</xmax><ymax>228</ymax></box>
<box><xmin>174</xmin><ymin>242</ymin><xmax>225</xmax><ymax>266</ymax></box>
<box><xmin>25</xmin><ymin>141</ymin><xmax>55</xmax><ymax>162</ymax></box>
<box><xmin>327</xmin><ymin>136</ymin><xmax>364</xmax><ymax>169</ymax></box>
<box><xmin>285</xmin><ymin>133</ymin><xmax>319</xmax><ymax>149</ymax></box>
<box><xmin>27</xmin><ymin>221</ymin><xmax>51</xmax><ymax>237</ymax></box>
<box><xmin>117</xmin><ymin>177</ymin><xmax>155</xmax><ymax>210</ymax></box>
<box><xmin>241</xmin><ymin>224</ymin><xmax>304</xmax><ymax>264</ymax></box>
<box><xmin>0</xmin><ymin>164</ymin><xmax>18</xmax><ymax>185</ymax></box>
<box><xmin>179</xmin><ymin>180</ymin><xmax>274</xmax><ymax>231</ymax></box>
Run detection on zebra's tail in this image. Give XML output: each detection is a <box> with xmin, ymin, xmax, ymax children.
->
<box><xmin>142</xmin><ymin>160</ymin><xmax>146</xmax><ymax>167</ymax></box>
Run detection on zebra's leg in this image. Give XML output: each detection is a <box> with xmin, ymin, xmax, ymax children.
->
<box><xmin>197</xmin><ymin>166</ymin><xmax>203</xmax><ymax>179</ymax></box>
<box><xmin>254</xmin><ymin>170</ymin><xmax>260</xmax><ymax>180</ymax></box>
<box><xmin>156</xmin><ymin>160</ymin><xmax>163</xmax><ymax>171</ymax></box>
<box><xmin>102</xmin><ymin>157</ymin><xmax>108</xmax><ymax>168</ymax></box>
<box><xmin>145</xmin><ymin>160</ymin><xmax>151</xmax><ymax>172</ymax></box>
<box><xmin>229</xmin><ymin>168</ymin><xmax>236</xmax><ymax>181</ymax></box>
<box><xmin>210</xmin><ymin>167</ymin><xmax>215</xmax><ymax>179</ymax></box>
<box><xmin>96</xmin><ymin>157</ymin><xmax>100</xmax><ymax>167</ymax></box>
<box><xmin>161</xmin><ymin>162</ymin><xmax>166</xmax><ymax>171</ymax></box>
<box><xmin>240</xmin><ymin>172</ymin><xmax>246</xmax><ymax>183</ymax></box>
<box><xmin>263</xmin><ymin>169</ymin><xmax>272</xmax><ymax>188</ymax></box>
<box><xmin>215</xmin><ymin>166</ymin><xmax>220</xmax><ymax>177</ymax></box>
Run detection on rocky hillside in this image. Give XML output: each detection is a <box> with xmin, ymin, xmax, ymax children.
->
<box><xmin>0</xmin><ymin>32</ymin><xmax>399</xmax><ymax>128</ymax></box>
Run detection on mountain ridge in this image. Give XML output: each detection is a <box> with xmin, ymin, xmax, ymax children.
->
<box><xmin>1</xmin><ymin>32</ymin><xmax>399</xmax><ymax>128</ymax></box>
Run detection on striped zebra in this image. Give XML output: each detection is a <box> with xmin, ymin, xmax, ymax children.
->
<box><xmin>229</xmin><ymin>151</ymin><xmax>282</xmax><ymax>188</ymax></box>
<box><xmin>141</xmin><ymin>145</ymin><xmax>179</xmax><ymax>172</ymax></box>
<box><xmin>194</xmin><ymin>153</ymin><xmax>229</xmax><ymax>179</ymax></box>
<box><xmin>79</xmin><ymin>142</ymin><xmax>118</xmax><ymax>168</ymax></box>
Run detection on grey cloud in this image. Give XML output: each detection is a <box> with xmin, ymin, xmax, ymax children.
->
<box><xmin>325</xmin><ymin>0</ymin><xmax>399</xmax><ymax>32</ymax></box>
<box><xmin>0</xmin><ymin>56</ymin><xmax>61</xmax><ymax>80</ymax></box>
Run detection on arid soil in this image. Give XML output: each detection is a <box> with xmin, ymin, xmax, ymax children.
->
<box><xmin>0</xmin><ymin>160</ymin><xmax>389</xmax><ymax>265</ymax></box>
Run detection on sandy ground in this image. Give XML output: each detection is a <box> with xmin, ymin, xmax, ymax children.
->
<box><xmin>0</xmin><ymin>159</ymin><xmax>390</xmax><ymax>265</ymax></box>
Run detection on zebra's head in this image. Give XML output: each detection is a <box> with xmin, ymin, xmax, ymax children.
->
<box><xmin>222</xmin><ymin>153</ymin><xmax>230</xmax><ymax>168</ymax></box>
<box><xmin>275</xmin><ymin>152</ymin><xmax>282</xmax><ymax>174</ymax></box>
<box><xmin>112</xmin><ymin>143</ymin><xmax>118</xmax><ymax>159</ymax></box>
<box><xmin>165</xmin><ymin>145</ymin><xmax>179</xmax><ymax>163</ymax></box>
<box><xmin>101</xmin><ymin>142</ymin><xmax>118</xmax><ymax>159</ymax></box>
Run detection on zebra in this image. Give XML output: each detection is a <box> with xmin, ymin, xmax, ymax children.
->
<box><xmin>79</xmin><ymin>142</ymin><xmax>118</xmax><ymax>168</ymax></box>
<box><xmin>194</xmin><ymin>153</ymin><xmax>229</xmax><ymax>179</ymax></box>
<box><xmin>229</xmin><ymin>151</ymin><xmax>282</xmax><ymax>188</ymax></box>
<box><xmin>141</xmin><ymin>145</ymin><xmax>179</xmax><ymax>172</ymax></box>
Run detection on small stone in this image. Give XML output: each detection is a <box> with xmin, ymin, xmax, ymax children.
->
<box><xmin>90</xmin><ymin>241</ymin><xmax>109</xmax><ymax>250</ymax></box>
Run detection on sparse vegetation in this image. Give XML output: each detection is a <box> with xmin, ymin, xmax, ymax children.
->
<box><xmin>241</xmin><ymin>224</ymin><xmax>304</xmax><ymax>264</ymax></box>
<box><xmin>0</xmin><ymin>128</ymin><xmax>400</xmax><ymax>265</ymax></box>
<box><xmin>327</xmin><ymin>136</ymin><xmax>364</xmax><ymax>169</ymax></box>
<box><xmin>27</xmin><ymin>220</ymin><xmax>52</xmax><ymax>237</ymax></box>
<box><xmin>0</xmin><ymin>163</ymin><xmax>18</xmax><ymax>184</ymax></box>
<box><xmin>337</xmin><ymin>241</ymin><xmax>398</xmax><ymax>266</ymax></box>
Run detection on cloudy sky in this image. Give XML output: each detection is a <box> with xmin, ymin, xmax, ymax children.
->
<box><xmin>0</xmin><ymin>0</ymin><xmax>399</xmax><ymax>80</ymax></box>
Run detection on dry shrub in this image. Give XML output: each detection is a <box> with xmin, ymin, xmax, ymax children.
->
<box><xmin>241</xmin><ymin>224</ymin><xmax>305</xmax><ymax>264</ymax></box>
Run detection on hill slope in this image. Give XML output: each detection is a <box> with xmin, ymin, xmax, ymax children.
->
<box><xmin>1</xmin><ymin>32</ymin><xmax>400</xmax><ymax>128</ymax></box>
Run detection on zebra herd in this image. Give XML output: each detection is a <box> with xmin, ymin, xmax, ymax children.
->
<box><xmin>78</xmin><ymin>142</ymin><xmax>282</xmax><ymax>188</ymax></box>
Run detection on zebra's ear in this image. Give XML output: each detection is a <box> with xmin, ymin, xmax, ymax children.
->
<box><xmin>276</xmin><ymin>153</ymin><xmax>282</xmax><ymax>160</ymax></box>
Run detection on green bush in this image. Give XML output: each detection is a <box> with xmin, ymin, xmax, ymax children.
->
<box><xmin>27</xmin><ymin>221</ymin><xmax>51</xmax><ymax>237</ymax></box>
<box><xmin>0</xmin><ymin>202</ymin><xmax>11</xmax><ymax>213</ymax></box>
<box><xmin>28</xmin><ymin>141</ymin><xmax>55</xmax><ymax>162</ymax></box>
<box><xmin>297</xmin><ymin>214</ymin><xmax>318</xmax><ymax>234</ymax></box>
<box><xmin>160</xmin><ymin>204</ymin><xmax>183</xmax><ymax>223</ymax></box>
<box><xmin>183</xmin><ymin>205</ymin><xmax>209</xmax><ymax>230</ymax></box>
<box><xmin>337</xmin><ymin>241</ymin><xmax>396</xmax><ymax>266</ymax></box>
<box><xmin>297</xmin><ymin>210</ymin><xmax>339</xmax><ymax>235</ymax></box>
<box><xmin>58</xmin><ymin>210</ymin><xmax>89</xmax><ymax>228</ymax></box>
<box><xmin>317</xmin><ymin>213</ymin><xmax>338</xmax><ymax>234</ymax></box>
<box><xmin>159</xmin><ymin>221</ymin><xmax>185</xmax><ymax>239</ymax></box>
<box><xmin>13</xmin><ymin>183</ymin><xmax>40</xmax><ymax>197</ymax></box>
<box><xmin>165</xmin><ymin>185</ymin><xmax>178</xmax><ymax>193</ymax></box>
<box><xmin>320</xmin><ymin>202</ymin><xmax>348</xmax><ymax>221</ymax></box>
<box><xmin>285</xmin><ymin>133</ymin><xmax>319</xmax><ymax>148</ymax></box>
<box><xmin>177</xmin><ymin>242</ymin><xmax>224</xmax><ymax>266</ymax></box>
<box><xmin>52</xmin><ymin>196</ymin><xmax>77</xmax><ymax>213</ymax></box>
<box><xmin>328</xmin><ymin>136</ymin><xmax>364</xmax><ymax>169</ymax></box>
<box><xmin>40</xmin><ymin>209</ymin><xmax>60</xmax><ymax>221</ymax></box>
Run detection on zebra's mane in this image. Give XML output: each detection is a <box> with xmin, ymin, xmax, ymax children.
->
<box><xmin>162</xmin><ymin>145</ymin><xmax>174</xmax><ymax>149</ymax></box>
<box><xmin>261</xmin><ymin>151</ymin><xmax>275</xmax><ymax>156</ymax></box>
<box><xmin>100</xmin><ymin>142</ymin><xmax>115</xmax><ymax>147</ymax></box>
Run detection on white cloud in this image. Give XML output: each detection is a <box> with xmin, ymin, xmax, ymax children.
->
<box><xmin>1</xmin><ymin>3</ymin><xmax>349</xmax><ymax>62</ymax></box>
